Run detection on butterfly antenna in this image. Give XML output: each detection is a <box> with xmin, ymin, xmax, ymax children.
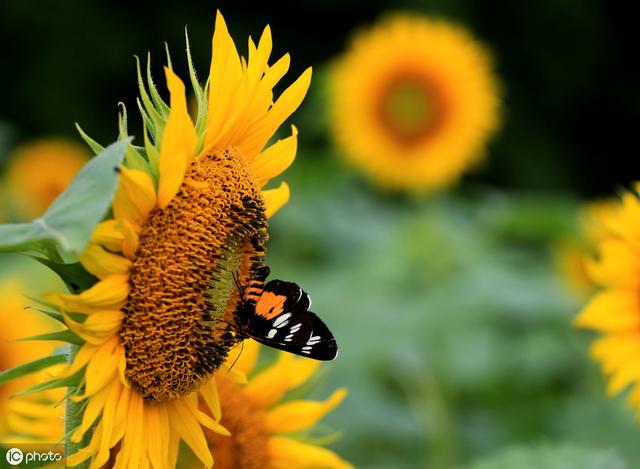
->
<box><xmin>227</xmin><ymin>338</ymin><xmax>245</xmax><ymax>374</ymax></box>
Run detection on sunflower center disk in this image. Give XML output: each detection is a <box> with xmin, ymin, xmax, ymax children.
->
<box><xmin>378</xmin><ymin>75</ymin><xmax>443</xmax><ymax>144</ymax></box>
<box><xmin>120</xmin><ymin>147</ymin><xmax>268</xmax><ymax>401</ymax></box>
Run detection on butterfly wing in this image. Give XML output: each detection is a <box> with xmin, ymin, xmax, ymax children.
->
<box><xmin>245</xmin><ymin>280</ymin><xmax>338</xmax><ymax>361</ymax></box>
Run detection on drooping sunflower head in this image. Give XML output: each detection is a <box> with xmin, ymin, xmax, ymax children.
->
<box><xmin>2</xmin><ymin>139</ymin><xmax>89</xmax><ymax>220</ymax></box>
<box><xmin>28</xmin><ymin>11</ymin><xmax>312</xmax><ymax>468</ymax></box>
<box><xmin>329</xmin><ymin>13</ymin><xmax>501</xmax><ymax>192</ymax></box>
<box><xmin>574</xmin><ymin>185</ymin><xmax>640</xmax><ymax>410</ymax></box>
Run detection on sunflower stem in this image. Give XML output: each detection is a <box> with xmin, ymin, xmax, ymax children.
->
<box><xmin>64</xmin><ymin>343</ymin><xmax>89</xmax><ymax>469</ymax></box>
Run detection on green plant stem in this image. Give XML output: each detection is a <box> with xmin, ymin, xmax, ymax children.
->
<box><xmin>64</xmin><ymin>344</ymin><xmax>88</xmax><ymax>469</ymax></box>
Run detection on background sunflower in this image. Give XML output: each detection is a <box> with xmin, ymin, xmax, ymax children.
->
<box><xmin>1</xmin><ymin>1</ymin><xmax>639</xmax><ymax>468</ymax></box>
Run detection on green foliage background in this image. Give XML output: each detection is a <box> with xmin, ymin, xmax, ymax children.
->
<box><xmin>1</xmin><ymin>1</ymin><xmax>639</xmax><ymax>468</ymax></box>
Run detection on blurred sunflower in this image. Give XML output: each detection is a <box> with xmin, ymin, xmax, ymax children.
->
<box><xmin>574</xmin><ymin>186</ymin><xmax>640</xmax><ymax>410</ymax></box>
<box><xmin>329</xmin><ymin>13</ymin><xmax>500</xmax><ymax>192</ymax></box>
<box><xmin>8</xmin><ymin>11</ymin><xmax>311</xmax><ymax>468</ymax></box>
<box><xmin>554</xmin><ymin>200</ymin><xmax>617</xmax><ymax>295</ymax></box>
<box><xmin>3</xmin><ymin>139</ymin><xmax>89</xmax><ymax>220</ymax></box>
<box><xmin>0</xmin><ymin>280</ymin><xmax>64</xmax><ymax>444</ymax></box>
<box><xmin>197</xmin><ymin>340</ymin><xmax>351</xmax><ymax>469</ymax></box>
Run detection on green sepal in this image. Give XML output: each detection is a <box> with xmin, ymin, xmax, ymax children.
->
<box><xmin>146</xmin><ymin>52</ymin><xmax>170</xmax><ymax>117</ymax></box>
<box><xmin>15</xmin><ymin>329</ymin><xmax>84</xmax><ymax>346</ymax></box>
<box><xmin>75</xmin><ymin>123</ymin><xmax>105</xmax><ymax>155</ymax></box>
<box><xmin>12</xmin><ymin>366</ymin><xmax>85</xmax><ymax>398</ymax></box>
<box><xmin>143</xmin><ymin>121</ymin><xmax>160</xmax><ymax>185</ymax></box>
<box><xmin>186</xmin><ymin>28</ymin><xmax>208</xmax><ymax>154</ymax></box>
<box><xmin>135</xmin><ymin>55</ymin><xmax>164</xmax><ymax>140</ymax></box>
<box><xmin>29</xmin><ymin>257</ymin><xmax>98</xmax><ymax>294</ymax></box>
<box><xmin>0</xmin><ymin>139</ymin><xmax>130</xmax><ymax>256</ymax></box>
<box><xmin>0</xmin><ymin>353</ymin><xmax>69</xmax><ymax>386</ymax></box>
<box><xmin>26</xmin><ymin>306</ymin><xmax>64</xmax><ymax>324</ymax></box>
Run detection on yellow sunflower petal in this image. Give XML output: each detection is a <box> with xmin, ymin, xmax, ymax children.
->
<box><xmin>262</xmin><ymin>182</ymin><xmax>290</xmax><ymax>218</ymax></box>
<box><xmin>63</xmin><ymin>310</ymin><xmax>124</xmax><ymax>345</ymax></box>
<box><xmin>268</xmin><ymin>436</ymin><xmax>354</xmax><ymax>469</ymax></box>
<box><xmin>265</xmin><ymin>388</ymin><xmax>347</xmax><ymax>434</ymax></box>
<box><xmin>45</xmin><ymin>274</ymin><xmax>129</xmax><ymax>313</ymax></box>
<box><xmin>80</xmin><ymin>243</ymin><xmax>132</xmax><ymax>279</ymax></box>
<box><xmin>71</xmin><ymin>382</ymin><xmax>111</xmax><ymax>442</ymax></box>
<box><xmin>199</xmin><ymin>378</ymin><xmax>222</xmax><ymax>421</ymax></box>
<box><xmin>224</xmin><ymin>338</ymin><xmax>260</xmax><ymax>375</ymax></box>
<box><xmin>607</xmin><ymin>359</ymin><xmax>640</xmax><ymax>396</ymax></box>
<box><xmin>252</xmin><ymin>125</ymin><xmax>298</xmax><ymax>187</ymax></box>
<box><xmin>157</xmin><ymin>67</ymin><xmax>198</xmax><ymax>209</ymax></box>
<box><xmin>575</xmin><ymin>289</ymin><xmax>640</xmax><ymax>332</ymax></box>
<box><xmin>91</xmin><ymin>220</ymin><xmax>126</xmax><ymax>252</ymax></box>
<box><xmin>74</xmin><ymin>337</ymin><xmax>121</xmax><ymax>400</ymax></box>
<box><xmin>206</xmin><ymin>10</ymin><xmax>243</xmax><ymax>150</ymax></box>
<box><xmin>240</xmin><ymin>67</ymin><xmax>312</xmax><ymax>158</ymax></box>
<box><xmin>113</xmin><ymin>167</ymin><xmax>157</xmax><ymax>226</ymax></box>
<box><xmin>167</xmin><ymin>398</ymin><xmax>214</xmax><ymax>468</ymax></box>
<box><xmin>245</xmin><ymin>353</ymin><xmax>320</xmax><ymax>408</ymax></box>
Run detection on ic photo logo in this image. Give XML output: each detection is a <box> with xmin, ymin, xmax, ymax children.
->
<box><xmin>5</xmin><ymin>448</ymin><xmax>23</xmax><ymax>466</ymax></box>
<box><xmin>3</xmin><ymin>446</ymin><xmax>64</xmax><ymax>467</ymax></box>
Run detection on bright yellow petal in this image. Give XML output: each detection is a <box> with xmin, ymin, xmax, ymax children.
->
<box><xmin>252</xmin><ymin>126</ymin><xmax>298</xmax><ymax>187</ymax></box>
<box><xmin>167</xmin><ymin>398</ymin><xmax>214</xmax><ymax>468</ymax></box>
<box><xmin>206</xmin><ymin>11</ymin><xmax>243</xmax><ymax>150</ymax></box>
<box><xmin>268</xmin><ymin>436</ymin><xmax>353</xmax><ymax>469</ymax></box>
<box><xmin>265</xmin><ymin>388</ymin><xmax>347</xmax><ymax>433</ymax></box>
<box><xmin>91</xmin><ymin>220</ymin><xmax>125</xmax><ymax>252</ymax></box>
<box><xmin>80</xmin><ymin>243</ymin><xmax>132</xmax><ymax>279</ymax></box>
<box><xmin>575</xmin><ymin>289</ymin><xmax>640</xmax><ymax>332</ymax></box>
<box><xmin>240</xmin><ymin>67</ymin><xmax>312</xmax><ymax>158</ymax></box>
<box><xmin>262</xmin><ymin>182</ymin><xmax>290</xmax><ymax>218</ymax></box>
<box><xmin>199</xmin><ymin>378</ymin><xmax>222</xmax><ymax>421</ymax></box>
<box><xmin>45</xmin><ymin>274</ymin><xmax>129</xmax><ymax>313</ymax></box>
<box><xmin>73</xmin><ymin>337</ymin><xmax>121</xmax><ymax>400</ymax></box>
<box><xmin>157</xmin><ymin>67</ymin><xmax>198</xmax><ymax>209</ymax></box>
<box><xmin>113</xmin><ymin>167</ymin><xmax>156</xmax><ymax>226</ymax></box>
<box><xmin>245</xmin><ymin>353</ymin><xmax>320</xmax><ymax>408</ymax></box>
<box><xmin>63</xmin><ymin>310</ymin><xmax>124</xmax><ymax>345</ymax></box>
<box><xmin>224</xmin><ymin>338</ymin><xmax>261</xmax><ymax>375</ymax></box>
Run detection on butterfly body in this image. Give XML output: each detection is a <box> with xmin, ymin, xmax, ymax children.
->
<box><xmin>234</xmin><ymin>267</ymin><xmax>338</xmax><ymax>361</ymax></box>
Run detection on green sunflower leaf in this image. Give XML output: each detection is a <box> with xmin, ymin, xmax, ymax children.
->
<box><xmin>0</xmin><ymin>353</ymin><xmax>68</xmax><ymax>386</ymax></box>
<box><xmin>29</xmin><ymin>258</ymin><xmax>99</xmax><ymax>294</ymax></box>
<box><xmin>12</xmin><ymin>366</ymin><xmax>85</xmax><ymax>398</ymax></box>
<box><xmin>0</xmin><ymin>139</ymin><xmax>129</xmax><ymax>256</ymax></box>
<box><xmin>15</xmin><ymin>329</ymin><xmax>84</xmax><ymax>346</ymax></box>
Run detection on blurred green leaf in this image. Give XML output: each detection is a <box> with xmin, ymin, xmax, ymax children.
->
<box><xmin>30</xmin><ymin>258</ymin><xmax>98</xmax><ymax>294</ymax></box>
<box><xmin>0</xmin><ymin>139</ymin><xmax>129</xmax><ymax>256</ymax></box>
<box><xmin>0</xmin><ymin>353</ymin><xmax>68</xmax><ymax>386</ymax></box>
<box><xmin>466</xmin><ymin>443</ymin><xmax>627</xmax><ymax>469</ymax></box>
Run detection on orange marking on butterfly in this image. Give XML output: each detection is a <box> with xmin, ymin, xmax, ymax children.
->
<box><xmin>255</xmin><ymin>291</ymin><xmax>286</xmax><ymax>320</ymax></box>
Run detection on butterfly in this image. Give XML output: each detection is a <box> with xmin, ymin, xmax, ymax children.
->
<box><xmin>233</xmin><ymin>266</ymin><xmax>338</xmax><ymax>361</ymax></box>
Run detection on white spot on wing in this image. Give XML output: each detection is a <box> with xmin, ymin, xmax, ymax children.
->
<box><xmin>267</xmin><ymin>328</ymin><xmax>278</xmax><ymax>339</ymax></box>
<box><xmin>273</xmin><ymin>313</ymin><xmax>292</xmax><ymax>328</ymax></box>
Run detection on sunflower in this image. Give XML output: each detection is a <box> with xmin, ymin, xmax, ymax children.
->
<box><xmin>194</xmin><ymin>340</ymin><xmax>352</xmax><ymax>469</ymax></box>
<box><xmin>329</xmin><ymin>13</ymin><xmax>500</xmax><ymax>192</ymax></box>
<box><xmin>7</xmin><ymin>11</ymin><xmax>311</xmax><ymax>468</ymax></box>
<box><xmin>574</xmin><ymin>185</ymin><xmax>640</xmax><ymax>410</ymax></box>
<box><xmin>554</xmin><ymin>200</ymin><xmax>617</xmax><ymax>295</ymax></box>
<box><xmin>3</xmin><ymin>139</ymin><xmax>89</xmax><ymax>220</ymax></box>
<box><xmin>0</xmin><ymin>280</ymin><xmax>64</xmax><ymax>444</ymax></box>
